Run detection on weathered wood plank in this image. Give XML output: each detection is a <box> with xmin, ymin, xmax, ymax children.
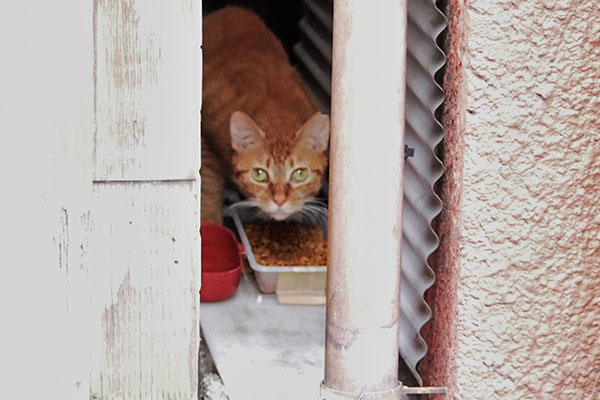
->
<box><xmin>87</xmin><ymin>181</ymin><xmax>199</xmax><ymax>400</ymax></box>
<box><xmin>91</xmin><ymin>0</ymin><xmax>201</xmax><ymax>398</ymax></box>
<box><xmin>0</xmin><ymin>1</ymin><xmax>95</xmax><ymax>399</ymax></box>
<box><xmin>1</xmin><ymin>1</ymin><xmax>200</xmax><ymax>399</ymax></box>
<box><xmin>93</xmin><ymin>0</ymin><xmax>201</xmax><ymax>181</ymax></box>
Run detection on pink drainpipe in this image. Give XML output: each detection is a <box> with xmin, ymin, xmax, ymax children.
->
<box><xmin>322</xmin><ymin>0</ymin><xmax>407</xmax><ymax>398</ymax></box>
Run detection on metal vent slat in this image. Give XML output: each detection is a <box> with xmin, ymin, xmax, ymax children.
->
<box><xmin>398</xmin><ymin>309</ymin><xmax>428</xmax><ymax>380</ymax></box>
<box><xmin>294</xmin><ymin>42</ymin><xmax>331</xmax><ymax>96</ymax></box>
<box><xmin>400</xmin><ymin>1</ymin><xmax>445</xmax><ymax>383</ymax></box>
<box><xmin>406</xmin><ymin>14</ymin><xmax>446</xmax><ymax>75</ymax></box>
<box><xmin>303</xmin><ymin>0</ymin><xmax>333</xmax><ymax>32</ymax></box>
<box><xmin>406</xmin><ymin>52</ymin><xmax>444</xmax><ymax>111</ymax></box>
<box><xmin>298</xmin><ymin>18</ymin><xmax>332</xmax><ymax>63</ymax></box>
<box><xmin>294</xmin><ymin>0</ymin><xmax>446</xmax><ymax>385</ymax></box>
<box><xmin>408</xmin><ymin>0</ymin><xmax>446</xmax><ymax>41</ymax></box>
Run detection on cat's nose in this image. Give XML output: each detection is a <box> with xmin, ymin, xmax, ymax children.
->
<box><xmin>273</xmin><ymin>193</ymin><xmax>286</xmax><ymax>206</ymax></box>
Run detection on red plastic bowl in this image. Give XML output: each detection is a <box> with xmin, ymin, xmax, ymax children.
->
<box><xmin>200</xmin><ymin>222</ymin><xmax>243</xmax><ymax>302</ymax></box>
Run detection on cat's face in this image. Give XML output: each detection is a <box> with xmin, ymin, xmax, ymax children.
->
<box><xmin>230</xmin><ymin>111</ymin><xmax>329</xmax><ymax>221</ymax></box>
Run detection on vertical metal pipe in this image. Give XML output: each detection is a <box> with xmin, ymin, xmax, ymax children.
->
<box><xmin>323</xmin><ymin>0</ymin><xmax>407</xmax><ymax>399</ymax></box>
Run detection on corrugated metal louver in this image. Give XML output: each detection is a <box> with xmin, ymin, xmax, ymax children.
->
<box><xmin>294</xmin><ymin>0</ymin><xmax>446</xmax><ymax>384</ymax></box>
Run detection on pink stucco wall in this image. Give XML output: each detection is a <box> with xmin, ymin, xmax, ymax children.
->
<box><xmin>420</xmin><ymin>1</ymin><xmax>600</xmax><ymax>398</ymax></box>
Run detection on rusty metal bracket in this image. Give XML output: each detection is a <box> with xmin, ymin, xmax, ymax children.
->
<box><xmin>402</xmin><ymin>386</ymin><xmax>448</xmax><ymax>396</ymax></box>
<box><xmin>320</xmin><ymin>381</ymin><xmax>448</xmax><ymax>399</ymax></box>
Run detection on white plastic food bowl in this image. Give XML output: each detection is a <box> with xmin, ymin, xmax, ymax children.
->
<box><xmin>231</xmin><ymin>210</ymin><xmax>327</xmax><ymax>293</ymax></box>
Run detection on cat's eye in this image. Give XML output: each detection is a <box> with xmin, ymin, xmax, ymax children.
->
<box><xmin>251</xmin><ymin>168</ymin><xmax>269</xmax><ymax>182</ymax></box>
<box><xmin>291</xmin><ymin>168</ymin><xmax>309</xmax><ymax>182</ymax></box>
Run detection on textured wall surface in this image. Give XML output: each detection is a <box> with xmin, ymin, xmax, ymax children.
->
<box><xmin>421</xmin><ymin>1</ymin><xmax>600</xmax><ymax>399</ymax></box>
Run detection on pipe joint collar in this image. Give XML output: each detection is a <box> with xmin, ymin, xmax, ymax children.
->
<box><xmin>320</xmin><ymin>381</ymin><xmax>403</xmax><ymax>400</ymax></box>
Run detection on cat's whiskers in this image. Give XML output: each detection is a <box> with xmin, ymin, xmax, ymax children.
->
<box><xmin>298</xmin><ymin>199</ymin><xmax>328</xmax><ymax>228</ymax></box>
<box><xmin>225</xmin><ymin>197</ymin><xmax>328</xmax><ymax>228</ymax></box>
<box><xmin>305</xmin><ymin>198</ymin><xmax>328</xmax><ymax>206</ymax></box>
<box><xmin>224</xmin><ymin>199</ymin><xmax>262</xmax><ymax>220</ymax></box>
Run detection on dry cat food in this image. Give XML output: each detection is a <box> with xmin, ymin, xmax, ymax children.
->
<box><xmin>244</xmin><ymin>221</ymin><xmax>327</xmax><ymax>266</ymax></box>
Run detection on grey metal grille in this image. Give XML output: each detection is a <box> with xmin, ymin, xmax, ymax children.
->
<box><xmin>294</xmin><ymin>0</ymin><xmax>446</xmax><ymax>384</ymax></box>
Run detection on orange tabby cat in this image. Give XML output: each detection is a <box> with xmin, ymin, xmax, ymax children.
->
<box><xmin>201</xmin><ymin>6</ymin><xmax>329</xmax><ymax>223</ymax></box>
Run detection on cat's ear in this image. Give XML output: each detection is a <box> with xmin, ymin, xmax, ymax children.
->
<box><xmin>295</xmin><ymin>112</ymin><xmax>330</xmax><ymax>153</ymax></box>
<box><xmin>230</xmin><ymin>111</ymin><xmax>265</xmax><ymax>152</ymax></box>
